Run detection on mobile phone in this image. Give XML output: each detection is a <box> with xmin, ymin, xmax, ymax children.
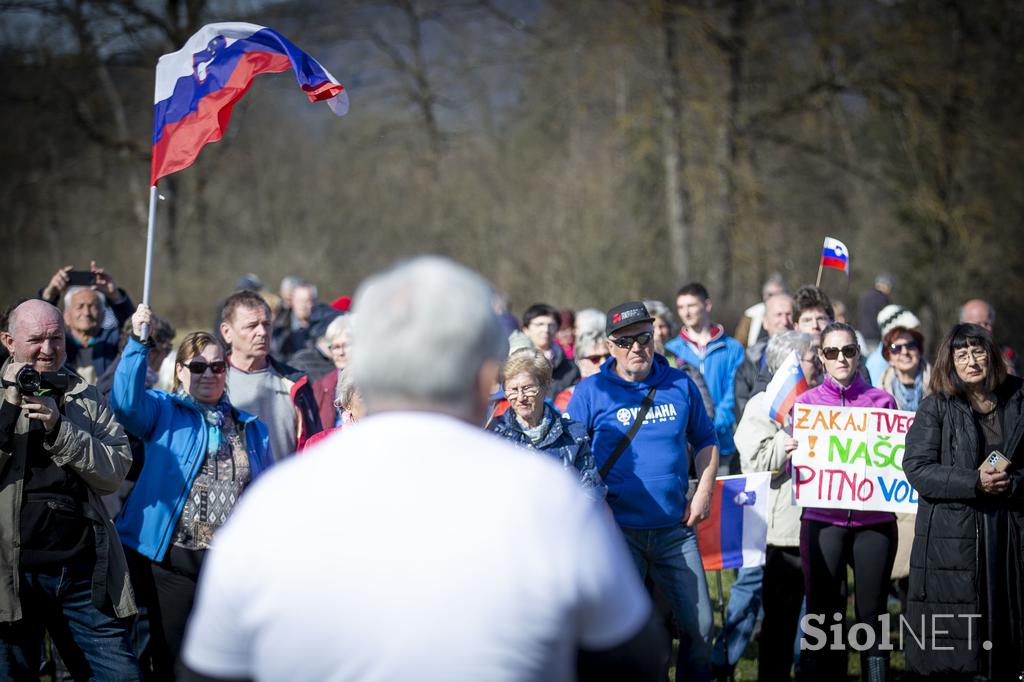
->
<box><xmin>979</xmin><ymin>450</ymin><xmax>1011</xmax><ymax>472</ymax></box>
<box><xmin>66</xmin><ymin>270</ymin><xmax>97</xmax><ymax>287</ymax></box>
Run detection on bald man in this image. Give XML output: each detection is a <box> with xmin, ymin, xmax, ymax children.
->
<box><xmin>961</xmin><ymin>298</ymin><xmax>1018</xmax><ymax>376</ymax></box>
<box><xmin>0</xmin><ymin>300</ymin><xmax>138</xmax><ymax>680</ymax></box>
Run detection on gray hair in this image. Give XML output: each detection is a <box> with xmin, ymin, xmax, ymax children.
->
<box><xmin>644</xmin><ymin>299</ymin><xmax>676</xmax><ymax>330</ymax></box>
<box><xmin>574</xmin><ymin>308</ymin><xmax>604</xmax><ymax>336</ymax></box>
<box><xmin>280</xmin><ymin>275</ymin><xmax>305</xmax><ymax>296</ymax></box>
<box><xmin>347</xmin><ymin>256</ymin><xmax>508</xmax><ymax>416</ymax></box>
<box><xmin>324</xmin><ymin>314</ymin><xmax>352</xmax><ymax>344</ymax></box>
<box><xmin>575</xmin><ymin>329</ymin><xmax>607</xmax><ymax>357</ymax></box>
<box><xmin>762</xmin><ymin>272</ymin><xmax>787</xmax><ymax>299</ymax></box>
<box><xmin>335</xmin><ymin>369</ymin><xmax>358</xmax><ymax>410</ymax></box>
<box><xmin>765</xmin><ymin>330</ymin><xmax>815</xmax><ymax>374</ymax></box>
<box><xmin>63</xmin><ymin>286</ymin><xmax>106</xmax><ymax>311</ymax></box>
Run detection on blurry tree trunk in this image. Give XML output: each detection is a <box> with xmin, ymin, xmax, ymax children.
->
<box><xmin>661</xmin><ymin>0</ymin><xmax>691</xmax><ymax>286</ymax></box>
<box><xmin>711</xmin><ymin>0</ymin><xmax>748</xmax><ymax>303</ymax></box>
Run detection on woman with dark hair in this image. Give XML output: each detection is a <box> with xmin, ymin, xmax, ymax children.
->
<box><xmin>904</xmin><ymin>323</ymin><xmax>1024</xmax><ymax>680</ymax></box>
<box><xmin>794</xmin><ymin>321</ymin><xmax>898</xmax><ymax>681</ymax></box>
<box><xmin>111</xmin><ymin>304</ymin><xmax>274</xmax><ymax>674</ymax></box>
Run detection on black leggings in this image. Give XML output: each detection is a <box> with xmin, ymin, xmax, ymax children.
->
<box><xmin>799</xmin><ymin>519</ymin><xmax>896</xmax><ymax>676</ymax></box>
<box><xmin>759</xmin><ymin>545</ymin><xmax>804</xmax><ymax>680</ymax></box>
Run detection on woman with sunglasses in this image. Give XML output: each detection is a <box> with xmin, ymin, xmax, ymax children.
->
<box><xmin>879</xmin><ymin>326</ymin><xmax>931</xmax><ymax>412</ymax></box>
<box><xmin>111</xmin><ymin>304</ymin><xmax>274</xmax><ymax>674</ymax></box>
<box><xmin>489</xmin><ymin>348</ymin><xmax>605</xmax><ymax>500</ymax></box>
<box><xmin>903</xmin><ymin>324</ymin><xmax>1024</xmax><ymax>680</ymax></box>
<box><xmin>793</xmin><ymin>321</ymin><xmax>898</xmax><ymax>681</ymax></box>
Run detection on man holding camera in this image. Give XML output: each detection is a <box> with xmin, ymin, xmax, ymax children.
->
<box><xmin>0</xmin><ymin>299</ymin><xmax>138</xmax><ymax>679</ymax></box>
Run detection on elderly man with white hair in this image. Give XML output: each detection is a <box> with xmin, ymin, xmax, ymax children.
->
<box><xmin>182</xmin><ymin>256</ymin><xmax>664</xmax><ymax>682</ymax></box>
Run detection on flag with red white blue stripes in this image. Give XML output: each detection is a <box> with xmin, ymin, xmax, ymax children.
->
<box><xmin>697</xmin><ymin>472</ymin><xmax>770</xmax><ymax>571</ymax></box>
<box><xmin>820</xmin><ymin>236</ymin><xmax>850</xmax><ymax>275</ymax></box>
<box><xmin>151</xmin><ymin>22</ymin><xmax>348</xmax><ymax>186</ymax></box>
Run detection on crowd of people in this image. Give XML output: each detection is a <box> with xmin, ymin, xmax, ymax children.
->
<box><xmin>0</xmin><ymin>258</ymin><xmax>1021</xmax><ymax>681</ymax></box>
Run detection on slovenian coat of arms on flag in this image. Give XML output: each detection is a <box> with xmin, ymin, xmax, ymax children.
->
<box><xmin>820</xmin><ymin>236</ymin><xmax>850</xmax><ymax>275</ymax></box>
<box><xmin>764</xmin><ymin>350</ymin><xmax>810</xmax><ymax>426</ymax></box>
<box><xmin>697</xmin><ymin>472</ymin><xmax>770</xmax><ymax>571</ymax></box>
<box><xmin>151</xmin><ymin>22</ymin><xmax>348</xmax><ymax>186</ymax></box>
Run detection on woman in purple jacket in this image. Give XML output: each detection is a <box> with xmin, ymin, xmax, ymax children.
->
<box><xmin>794</xmin><ymin>321</ymin><xmax>897</xmax><ymax>681</ymax></box>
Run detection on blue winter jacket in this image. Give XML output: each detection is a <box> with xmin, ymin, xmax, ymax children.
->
<box><xmin>110</xmin><ymin>337</ymin><xmax>274</xmax><ymax>561</ymax></box>
<box><xmin>488</xmin><ymin>403</ymin><xmax>606</xmax><ymax>501</ymax></box>
<box><xmin>567</xmin><ymin>354</ymin><xmax>718</xmax><ymax>529</ymax></box>
<box><xmin>665</xmin><ymin>324</ymin><xmax>745</xmax><ymax>455</ymax></box>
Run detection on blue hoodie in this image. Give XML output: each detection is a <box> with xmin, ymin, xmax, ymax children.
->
<box><xmin>567</xmin><ymin>354</ymin><xmax>718</xmax><ymax>529</ymax></box>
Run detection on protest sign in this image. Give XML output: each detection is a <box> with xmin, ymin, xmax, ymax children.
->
<box><xmin>791</xmin><ymin>404</ymin><xmax>918</xmax><ymax>514</ymax></box>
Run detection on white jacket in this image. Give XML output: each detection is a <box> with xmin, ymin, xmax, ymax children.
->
<box><xmin>735</xmin><ymin>391</ymin><xmax>800</xmax><ymax>547</ymax></box>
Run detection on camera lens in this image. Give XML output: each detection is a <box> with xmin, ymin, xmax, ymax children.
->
<box><xmin>15</xmin><ymin>366</ymin><xmax>41</xmax><ymax>394</ymax></box>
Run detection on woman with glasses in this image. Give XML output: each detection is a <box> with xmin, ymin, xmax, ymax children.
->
<box><xmin>111</xmin><ymin>304</ymin><xmax>274</xmax><ymax>674</ymax></box>
<box><xmin>879</xmin><ymin>326</ymin><xmax>931</xmax><ymax>412</ymax></box>
<box><xmin>312</xmin><ymin>314</ymin><xmax>352</xmax><ymax>429</ymax></box>
<box><xmin>904</xmin><ymin>324</ymin><xmax>1024</xmax><ymax>680</ymax></box>
<box><xmin>793</xmin><ymin>321</ymin><xmax>898</xmax><ymax>681</ymax></box>
<box><xmin>488</xmin><ymin>348</ymin><xmax>606</xmax><ymax>500</ymax></box>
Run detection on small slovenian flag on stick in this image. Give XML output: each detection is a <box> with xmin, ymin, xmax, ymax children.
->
<box><xmin>697</xmin><ymin>472</ymin><xmax>770</xmax><ymax>571</ymax></box>
<box><xmin>820</xmin><ymin>236</ymin><xmax>850</xmax><ymax>275</ymax></box>
<box><xmin>764</xmin><ymin>350</ymin><xmax>810</xmax><ymax>426</ymax></box>
<box><xmin>151</xmin><ymin>22</ymin><xmax>348</xmax><ymax>186</ymax></box>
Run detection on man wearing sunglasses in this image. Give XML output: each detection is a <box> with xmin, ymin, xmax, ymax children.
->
<box><xmin>567</xmin><ymin>300</ymin><xmax>720</xmax><ymax>682</ymax></box>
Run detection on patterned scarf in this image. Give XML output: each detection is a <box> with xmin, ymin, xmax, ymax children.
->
<box><xmin>891</xmin><ymin>371</ymin><xmax>923</xmax><ymax>412</ymax></box>
<box><xmin>178</xmin><ymin>391</ymin><xmax>233</xmax><ymax>455</ymax></box>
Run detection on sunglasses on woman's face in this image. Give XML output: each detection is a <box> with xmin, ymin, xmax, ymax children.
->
<box><xmin>185</xmin><ymin>359</ymin><xmax>227</xmax><ymax>375</ymax></box>
<box><xmin>610</xmin><ymin>332</ymin><xmax>653</xmax><ymax>349</ymax></box>
<box><xmin>888</xmin><ymin>342</ymin><xmax>919</xmax><ymax>355</ymax></box>
<box><xmin>821</xmin><ymin>345</ymin><xmax>859</xmax><ymax>361</ymax></box>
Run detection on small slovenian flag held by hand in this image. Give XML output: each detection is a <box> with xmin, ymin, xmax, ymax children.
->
<box><xmin>151</xmin><ymin>22</ymin><xmax>348</xmax><ymax>186</ymax></box>
<box><xmin>764</xmin><ymin>350</ymin><xmax>810</xmax><ymax>426</ymax></box>
<box><xmin>697</xmin><ymin>472</ymin><xmax>770</xmax><ymax>571</ymax></box>
<box><xmin>820</xmin><ymin>236</ymin><xmax>850</xmax><ymax>275</ymax></box>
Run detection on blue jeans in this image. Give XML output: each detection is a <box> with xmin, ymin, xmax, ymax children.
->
<box><xmin>711</xmin><ymin>565</ymin><xmax>763</xmax><ymax>668</ymax></box>
<box><xmin>0</xmin><ymin>562</ymin><xmax>139</xmax><ymax>681</ymax></box>
<box><xmin>622</xmin><ymin>525</ymin><xmax>712</xmax><ymax>682</ymax></box>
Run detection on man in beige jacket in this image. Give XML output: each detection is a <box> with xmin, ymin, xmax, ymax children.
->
<box><xmin>0</xmin><ymin>299</ymin><xmax>137</xmax><ymax>680</ymax></box>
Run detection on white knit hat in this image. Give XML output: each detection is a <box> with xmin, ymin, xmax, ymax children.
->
<box><xmin>877</xmin><ymin>304</ymin><xmax>921</xmax><ymax>338</ymax></box>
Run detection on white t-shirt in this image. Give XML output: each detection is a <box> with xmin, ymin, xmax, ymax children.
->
<box><xmin>182</xmin><ymin>411</ymin><xmax>650</xmax><ymax>682</ymax></box>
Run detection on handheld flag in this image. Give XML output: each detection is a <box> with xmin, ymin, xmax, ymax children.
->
<box><xmin>697</xmin><ymin>472</ymin><xmax>770</xmax><ymax>570</ymax></box>
<box><xmin>820</xmin><ymin>237</ymin><xmax>850</xmax><ymax>275</ymax></box>
<box><xmin>151</xmin><ymin>22</ymin><xmax>348</xmax><ymax>186</ymax></box>
<box><xmin>764</xmin><ymin>350</ymin><xmax>810</xmax><ymax>426</ymax></box>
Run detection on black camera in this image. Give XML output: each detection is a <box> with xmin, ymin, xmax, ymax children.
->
<box><xmin>9</xmin><ymin>366</ymin><xmax>71</xmax><ymax>396</ymax></box>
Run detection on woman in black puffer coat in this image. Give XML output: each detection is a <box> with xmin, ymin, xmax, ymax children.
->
<box><xmin>903</xmin><ymin>324</ymin><xmax>1024</xmax><ymax>680</ymax></box>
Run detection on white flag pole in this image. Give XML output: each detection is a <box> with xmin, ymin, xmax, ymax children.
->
<box><xmin>139</xmin><ymin>184</ymin><xmax>158</xmax><ymax>341</ymax></box>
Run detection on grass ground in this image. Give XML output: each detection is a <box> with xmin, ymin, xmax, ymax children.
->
<box><xmin>667</xmin><ymin>569</ymin><xmax>909</xmax><ymax>681</ymax></box>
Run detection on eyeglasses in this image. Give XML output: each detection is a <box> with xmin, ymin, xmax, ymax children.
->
<box><xmin>821</xmin><ymin>345</ymin><xmax>859</xmax><ymax>361</ymax></box>
<box><xmin>610</xmin><ymin>332</ymin><xmax>653</xmax><ymax>349</ymax></box>
<box><xmin>583</xmin><ymin>354</ymin><xmax>609</xmax><ymax>364</ymax></box>
<box><xmin>888</xmin><ymin>342</ymin><xmax>919</xmax><ymax>355</ymax></box>
<box><xmin>505</xmin><ymin>385</ymin><xmax>540</xmax><ymax>400</ymax></box>
<box><xmin>953</xmin><ymin>348</ymin><xmax>988</xmax><ymax>365</ymax></box>
<box><xmin>184</xmin><ymin>359</ymin><xmax>227</xmax><ymax>375</ymax></box>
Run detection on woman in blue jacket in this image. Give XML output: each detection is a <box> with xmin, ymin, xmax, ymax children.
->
<box><xmin>488</xmin><ymin>348</ymin><xmax>605</xmax><ymax>501</ymax></box>
<box><xmin>111</xmin><ymin>304</ymin><xmax>273</xmax><ymax>673</ymax></box>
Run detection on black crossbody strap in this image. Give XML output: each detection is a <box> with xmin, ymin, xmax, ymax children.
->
<box><xmin>599</xmin><ymin>386</ymin><xmax>657</xmax><ymax>480</ymax></box>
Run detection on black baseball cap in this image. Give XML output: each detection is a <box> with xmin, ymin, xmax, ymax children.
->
<box><xmin>606</xmin><ymin>301</ymin><xmax>654</xmax><ymax>336</ymax></box>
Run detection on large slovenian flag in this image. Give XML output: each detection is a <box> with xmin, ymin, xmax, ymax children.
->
<box><xmin>151</xmin><ymin>22</ymin><xmax>348</xmax><ymax>186</ymax></box>
<box><xmin>697</xmin><ymin>472</ymin><xmax>770</xmax><ymax>571</ymax></box>
<box><xmin>764</xmin><ymin>350</ymin><xmax>810</xmax><ymax>426</ymax></box>
<box><xmin>820</xmin><ymin>236</ymin><xmax>850</xmax><ymax>275</ymax></box>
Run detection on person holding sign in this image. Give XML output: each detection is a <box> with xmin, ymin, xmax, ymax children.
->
<box><xmin>904</xmin><ymin>323</ymin><xmax>1024</xmax><ymax>680</ymax></box>
<box><xmin>794</xmin><ymin>321</ymin><xmax>898</xmax><ymax>681</ymax></box>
